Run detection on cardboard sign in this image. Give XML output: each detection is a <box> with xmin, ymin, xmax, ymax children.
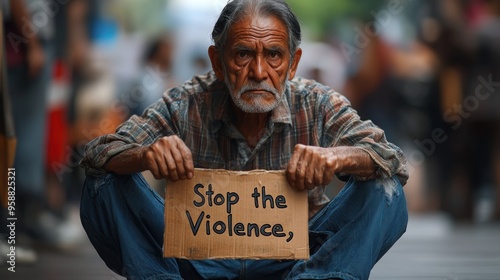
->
<box><xmin>163</xmin><ymin>169</ymin><xmax>309</xmax><ymax>260</ymax></box>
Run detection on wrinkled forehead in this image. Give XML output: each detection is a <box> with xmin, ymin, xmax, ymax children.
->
<box><xmin>226</xmin><ymin>14</ymin><xmax>290</xmax><ymax>49</ymax></box>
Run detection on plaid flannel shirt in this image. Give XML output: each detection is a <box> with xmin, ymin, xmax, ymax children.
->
<box><xmin>81</xmin><ymin>71</ymin><xmax>408</xmax><ymax>208</ymax></box>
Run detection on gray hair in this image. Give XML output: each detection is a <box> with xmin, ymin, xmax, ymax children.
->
<box><xmin>211</xmin><ymin>0</ymin><xmax>302</xmax><ymax>55</ymax></box>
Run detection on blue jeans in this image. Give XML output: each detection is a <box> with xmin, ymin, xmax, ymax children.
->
<box><xmin>80</xmin><ymin>173</ymin><xmax>408</xmax><ymax>280</ymax></box>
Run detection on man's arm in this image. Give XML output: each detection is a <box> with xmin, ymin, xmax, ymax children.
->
<box><xmin>81</xmin><ymin>99</ymin><xmax>185</xmax><ymax>177</ymax></box>
<box><xmin>103</xmin><ymin>146</ymin><xmax>147</xmax><ymax>175</ymax></box>
<box><xmin>104</xmin><ymin>135</ymin><xmax>194</xmax><ymax>181</ymax></box>
<box><xmin>287</xmin><ymin>145</ymin><xmax>376</xmax><ymax>191</ymax></box>
<box><xmin>286</xmin><ymin>87</ymin><xmax>407</xmax><ymax>191</ymax></box>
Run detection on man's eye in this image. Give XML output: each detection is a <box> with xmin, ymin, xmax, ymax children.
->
<box><xmin>269</xmin><ymin>51</ymin><xmax>280</xmax><ymax>59</ymax></box>
<box><xmin>237</xmin><ymin>51</ymin><xmax>249</xmax><ymax>58</ymax></box>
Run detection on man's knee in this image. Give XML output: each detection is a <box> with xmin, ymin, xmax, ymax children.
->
<box><xmin>356</xmin><ymin>176</ymin><xmax>406</xmax><ymax>206</ymax></box>
<box><xmin>374</xmin><ymin>176</ymin><xmax>408</xmax><ymax>233</ymax></box>
<box><xmin>375</xmin><ymin>177</ymin><xmax>405</xmax><ymax>204</ymax></box>
<box><xmin>80</xmin><ymin>173</ymin><xmax>140</xmax><ymax>236</ymax></box>
<box><xmin>355</xmin><ymin>176</ymin><xmax>408</xmax><ymax>230</ymax></box>
<box><xmin>80</xmin><ymin>173</ymin><xmax>132</xmax><ymax>229</ymax></box>
<box><xmin>83</xmin><ymin>173</ymin><xmax>118</xmax><ymax>198</ymax></box>
<box><xmin>82</xmin><ymin>173</ymin><xmax>143</xmax><ymax>200</ymax></box>
<box><xmin>81</xmin><ymin>172</ymin><xmax>162</xmax><ymax>223</ymax></box>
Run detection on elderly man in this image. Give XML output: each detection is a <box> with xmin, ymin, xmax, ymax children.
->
<box><xmin>80</xmin><ymin>0</ymin><xmax>408</xmax><ymax>279</ymax></box>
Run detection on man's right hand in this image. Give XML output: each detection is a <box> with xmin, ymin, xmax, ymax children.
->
<box><xmin>141</xmin><ymin>135</ymin><xmax>194</xmax><ymax>181</ymax></box>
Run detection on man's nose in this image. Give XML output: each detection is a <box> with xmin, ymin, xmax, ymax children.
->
<box><xmin>249</xmin><ymin>56</ymin><xmax>268</xmax><ymax>82</ymax></box>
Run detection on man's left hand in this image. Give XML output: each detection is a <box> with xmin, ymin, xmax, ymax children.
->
<box><xmin>286</xmin><ymin>144</ymin><xmax>338</xmax><ymax>191</ymax></box>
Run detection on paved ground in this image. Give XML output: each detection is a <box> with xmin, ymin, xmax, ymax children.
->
<box><xmin>1</xmin><ymin>214</ymin><xmax>500</xmax><ymax>279</ymax></box>
<box><xmin>371</xmin><ymin>214</ymin><xmax>500</xmax><ymax>279</ymax></box>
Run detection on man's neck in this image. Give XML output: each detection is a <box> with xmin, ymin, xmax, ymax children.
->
<box><xmin>231</xmin><ymin>103</ymin><xmax>270</xmax><ymax>148</ymax></box>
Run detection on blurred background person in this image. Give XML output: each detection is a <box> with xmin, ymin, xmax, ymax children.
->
<box><xmin>458</xmin><ymin>0</ymin><xmax>500</xmax><ymax>222</ymax></box>
<box><xmin>123</xmin><ymin>34</ymin><xmax>176</xmax><ymax>118</ymax></box>
<box><xmin>287</xmin><ymin>0</ymin><xmax>500</xmax><ymax>223</ymax></box>
<box><xmin>1</xmin><ymin>0</ymin><xmax>53</xmax><ymax>263</ymax></box>
<box><xmin>1</xmin><ymin>0</ymin><xmax>93</xmax><ymax>264</ymax></box>
<box><xmin>117</xmin><ymin>33</ymin><xmax>177</xmax><ymax>193</ymax></box>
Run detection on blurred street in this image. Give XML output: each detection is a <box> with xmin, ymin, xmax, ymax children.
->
<box><xmin>2</xmin><ymin>0</ymin><xmax>500</xmax><ymax>279</ymax></box>
<box><xmin>372</xmin><ymin>215</ymin><xmax>500</xmax><ymax>279</ymax></box>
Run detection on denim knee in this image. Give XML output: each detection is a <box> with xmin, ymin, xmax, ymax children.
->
<box><xmin>288</xmin><ymin>176</ymin><xmax>409</xmax><ymax>279</ymax></box>
<box><xmin>80</xmin><ymin>173</ymin><xmax>181</xmax><ymax>279</ymax></box>
<box><xmin>363</xmin><ymin>176</ymin><xmax>408</xmax><ymax>227</ymax></box>
<box><xmin>365</xmin><ymin>176</ymin><xmax>408</xmax><ymax>255</ymax></box>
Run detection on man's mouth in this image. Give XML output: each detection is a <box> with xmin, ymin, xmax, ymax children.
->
<box><xmin>244</xmin><ymin>89</ymin><xmax>272</xmax><ymax>94</ymax></box>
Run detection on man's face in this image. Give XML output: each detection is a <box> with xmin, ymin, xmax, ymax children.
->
<box><xmin>210</xmin><ymin>14</ymin><xmax>301</xmax><ymax>113</ymax></box>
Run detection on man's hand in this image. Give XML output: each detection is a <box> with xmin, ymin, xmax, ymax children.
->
<box><xmin>141</xmin><ymin>135</ymin><xmax>194</xmax><ymax>181</ymax></box>
<box><xmin>286</xmin><ymin>145</ymin><xmax>377</xmax><ymax>191</ymax></box>
<box><xmin>104</xmin><ymin>135</ymin><xmax>194</xmax><ymax>181</ymax></box>
<box><xmin>286</xmin><ymin>144</ymin><xmax>338</xmax><ymax>191</ymax></box>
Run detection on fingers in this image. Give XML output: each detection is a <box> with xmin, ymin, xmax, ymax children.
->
<box><xmin>312</xmin><ymin>154</ymin><xmax>326</xmax><ymax>186</ymax></box>
<box><xmin>173</xmin><ymin>136</ymin><xmax>194</xmax><ymax>179</ymax></box>
<box><xmin>322</xmin><ymin>157</ymin><xmax>336</xmax><ymax>186</ymax></box>
<box><xmin>144</xmin><ymin>149</ymin><xmax>161</xmax><ymax>179</ymax></box>
<box><xmin>287</xmin><ymin>144</ymin><xmax>314</xmax><ymax>191</ymax></box>
<box><xmin>166</xmin><ymin>138</ymin><xmax>194</xmax><ymax>180</ymax></box>
<box><xmin>145</xmin><ymin>145</ymin><xmax>169</xmax><ymax>180</ymax></box>
<box><xmin>163</xmin><ymin>147</ymin><xmax>180</xmax><ymax>181</ymax></box>
<box><xmin>286</xmin><ymin>144</ymin><xmax>303</xmax><ymax>189</ymax></box>
<box><xmin>287</xmin><ymin>145</ymin><xmax>336</xmax><ymax>191</ymax></box>
<box><xmin>180</xmin><ymin>145</ymin><xmax>194</xmax><ymax>179</ymax></box>
<box><xmin>300</xmin><ymin>148</ymin><xmax>314</xmax><ymax>190</ymax></box>
<box><xmin>143</xmin><ymin>135</ymin><xmax>194</xmax><ymax>181</ymax></box>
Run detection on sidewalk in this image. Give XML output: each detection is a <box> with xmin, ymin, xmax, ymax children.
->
<box><xmin>371</xmin><ymin>214</ymin><xmax>500</xmax><ymax>279</ymax></box>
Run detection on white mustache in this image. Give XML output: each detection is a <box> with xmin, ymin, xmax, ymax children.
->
<box><xmin>237</xmin><ymin>82</ymin><xmax>279</xmax><ymax>97</ymax></box>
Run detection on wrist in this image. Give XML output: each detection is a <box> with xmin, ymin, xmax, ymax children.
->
<box><xmin>328</xmin><ymin>147</ymin><xmax>345</xmax><ymax>173</ymax></box>
<box><xmin>139</xmin><ymin>146</ymin><xmax>150</xmax><ymax>172</ymax></box>
<box><xmin>328</xmin><ymin>146</ymin><xmax>372</xmax><ymax>175</ymax></box>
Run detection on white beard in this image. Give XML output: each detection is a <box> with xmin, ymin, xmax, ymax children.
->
<box><xmin>224</xmin><ymin>72</ymin><xmax>287</xmax><ymax>113</ymax></box>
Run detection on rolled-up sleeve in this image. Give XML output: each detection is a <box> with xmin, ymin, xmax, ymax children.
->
<box><xmin>323</xmin><ymin>92</ymin><xmax>409</xmax><ymax>185</ymax></box>
<box><xmin>80</xmin><ymin>100</ymin><xmax>178</xmax><ymax>176</ymax></box>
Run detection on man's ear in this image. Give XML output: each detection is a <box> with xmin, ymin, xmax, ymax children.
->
<box><xmin>208</xmin><ymin>46</ymin><xmax>224</xmax><ymax>81</ymax></box>
<box><xmin>287</xmin><ymin>48</ymin><xmax>302</xmax><ymax>80</ymax></box>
